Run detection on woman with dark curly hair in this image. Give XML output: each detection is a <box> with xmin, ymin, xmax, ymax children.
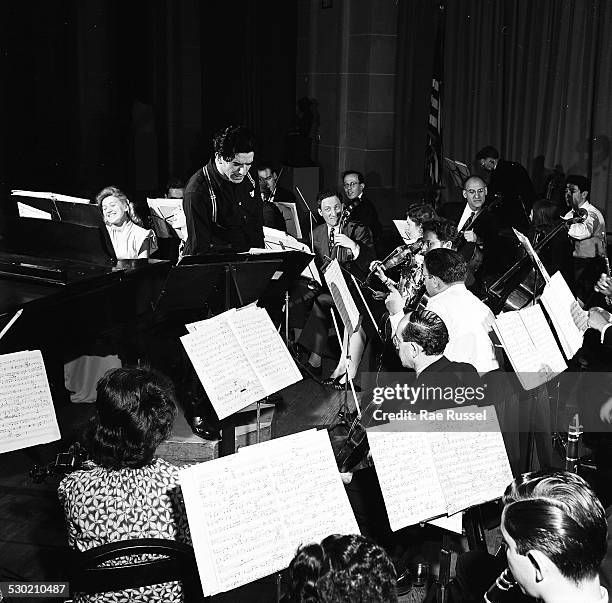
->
<box><xmin>57</xmin><ymin>367</ymin><xmax>191</xmax><ymax>602</ymax></box>
<box><xmin>285</xmin><ymin>534</ymin><xmax>397</xmax><ymax>603</ymax></box>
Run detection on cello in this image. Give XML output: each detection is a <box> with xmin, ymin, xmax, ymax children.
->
<box><xmin>485</xmin><ymin>209</ymin><xmax>587</xmax><ymax>314</ymax></box>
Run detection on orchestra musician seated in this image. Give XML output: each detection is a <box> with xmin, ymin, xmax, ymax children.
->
<box><xmin>58</xmin><ymin>367</ymin><xmax>191</xmax><ymax>603</ymax></box>
<box><xmin>284</xmin><ymin>533</ymin><xmax>397</xmax><ymax>603</ymax></box>
<box><xmin>297</xmin><ymin>190</ymin><xmax>374</xmax><ymax>387</ymax></box>
<box><xmin>498</xmin><ymin>470</ymin><xmax>607</xmax><ymax>603</ymax></box>
<box><xmin>96</xmin><ymin>186</ymin><xmax>158</xmax><ymax>260</ymax></box>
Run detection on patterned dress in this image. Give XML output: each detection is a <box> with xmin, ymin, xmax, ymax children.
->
<box><xmin>57</xmin><ymin>458</ymin><xmax>191</xmax><ymax>602</ymax></box>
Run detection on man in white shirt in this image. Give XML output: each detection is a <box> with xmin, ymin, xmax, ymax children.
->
<box><xmin>563</xmin><ymin>175</ymin><xmax>606</xmax><ymax>302</ymax></box>
<box><xmin>500</xmin><ymin>470</ymin><xmax>608</xmax><ymax>603</ymax></box>
<box><xmin>398</xmin><ymin>247</ymin><xmax>500</xmax><ymax>373</ymax></box>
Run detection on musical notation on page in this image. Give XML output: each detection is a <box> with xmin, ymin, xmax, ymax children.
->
<box><xmin>0</xmin><ymin>350</ymin><xmax>61</xmax><ymax>453</ymax></box>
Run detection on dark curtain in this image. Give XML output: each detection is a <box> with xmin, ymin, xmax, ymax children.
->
<box><xmin>393</xmin><ymin>0</ymin><xmax>437</xmax><ymax>197</ymax></box>
<box><xmin>1</xmin><ymin>0</ymin><xmax>297</xmax><ymax>201</ymax></box>
<box><xmin>443</xmin><ymin>0</ymin><xmax>612</xmax><ymax>214</ymax></box>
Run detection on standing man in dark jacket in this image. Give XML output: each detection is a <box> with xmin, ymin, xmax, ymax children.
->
<box><xmin>183</xmin><ymin>125</ymin><xmax>264</xmax><ymax>254</ymax></box>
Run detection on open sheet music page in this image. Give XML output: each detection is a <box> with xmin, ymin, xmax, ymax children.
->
<box><xmin>428</xmin><ymin>512</ymin><xmax>464</xmax><ymax>535</ymax></box>
<box><xmin>540</xmin><ymin>271</ymin><xmax>584</xmax><ymax>359</ymax></box>
<box><xmin>12</xmin><ymin>190</ymin><xmax>90</xmax><ymax>203</ymax></box>
<box><xmin>147</xmin><ymin>198</ymin><xmax>183</xmax><ymax>219</ymax></box>
<box><xmin>228</xmin><ymin>306</ymin><xmax>302</xmax><ymax>394</ymax></box>
<box><xmin>17</xmin><ymin>202</ymin><xmax>52</xmax><ymax>220</ymax></box>
<box><xmin>512</xmin><ymin>227</ymin><xmax>551</xmax><ymax>283</ymax></box>
<box><xmin>179</xmin><ymin>429</ymin><xmax>358</xmax><ymax>596</ymax></box>
<box><xmin>0</xmin><ymin>350</ymin><xmax>61</xmax><ymax>453</ymax></box>
<box><xmin>367</xmin><ymin>407</ymin><xmax>512</xmax><ymax>524</ymax></box>
<box><xmin>323</xmin><ymin>259</ymin><xmax>360</xmax><ymax>335</ymax></box>
<box><xmin>263</xmin><ymin>227</ymin><xmax>320</xmax><ymax>284</ymax></box>
<box><xmin>495</xmin><ymin>305</ymin><xmax>566</xmax><ymax>389</ymax></box>
<box><xmin>180</xmin><ymin>312</ymin><xmax>266</xmax><ymax>419</ymax></box>
<box><xmin>428</xmin><ymin>408</ymin><xmax>513</xmax><ymax>515</ymax></box>
<box><xmin>393</xmin><ymin>220</ymin><xmax>411</xmax><ymax>244</ymax></box>
<box><xmin>366</xmin><ymin>431</ymin><xmax>447</xmax><ymax>531</ymax></box>
<box><xmin>240</xmin><ymin>429</ymin><xmax>359</xmax><ymax>552</ymax></box>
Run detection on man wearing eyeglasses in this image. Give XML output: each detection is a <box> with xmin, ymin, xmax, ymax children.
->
<box><xmin>456</xmin><ymin>175</ymin><xmax>509</xmax><ymax>284</ymax></box>
<box><xmin>342</xmin><ymin>170</ymin><xmax>383</xmax><ymax>255</ymax></box>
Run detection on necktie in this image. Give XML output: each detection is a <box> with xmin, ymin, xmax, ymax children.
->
<box><xmin>462</xmin><ymin>211</ymin><xmax>476</xmax><ymax>232</ymax></box>
<box><xmin>329</xmin><ymin>227</ymin><xmax>335</xmax><ymax>256</ymax></box>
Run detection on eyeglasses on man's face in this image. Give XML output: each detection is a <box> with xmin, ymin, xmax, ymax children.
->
<box><xmin>343</xmin><ymin>182</ymin><xmax>360</xmax><ymax>189</ymax></box>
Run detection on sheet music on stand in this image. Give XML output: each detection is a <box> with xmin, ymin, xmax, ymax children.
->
<box><xmin>274</xmin><ymin>201</ymin><xmax>303</xmax><ymax>239</ymax></box>
<box><xmin>443</xmin><ymin>158</ymin><xmax>470</xmax><ymax>188</ymax></box>
<box><xmin>494</xmin><ymin>304</ymin><xmax>567</xmax><ymax>390</ymax></box>
<box><xmin>540</xmin><ymin>271</ymin><xmax>584</xmax><ymax>359</ymax></box>
<box><xmin>262</xmin><ymin>227</ymin><xmax>320</xmax><ymax>284</ymax></box>
<box><xmin>147</xmin><ymin>198</ymin><xmax>186</xmax><ymax>239</ymax></box>
<box><xmin>0</xmin><ymin>350</ymin><xmax>61</xmax><ymax>453</ymax></box>
<box><xmin>181</xmin><ymin>306</ymin><xmax>302</xmax><ymax>419</ymax></box>
<box><xmin>512</xmin><ymin>227</ymin><xmax>551</xmax><ymax>283</ymax></box>
<box><xmin>179</xmin><ymin>428</ymin><xmax>359</xmax><ymax>596</ymax></box>
<box><xmin>367</xmin><ymin>406</ymin><xmax>512</xmax><ymax>531</ymax></box>
<box><xmin>12</xmin><ymin>190</ymin><xmax>90</xmax><ymax>204</ymax></box>
<box><xmin>323</xmin><ymin>259</ymin><xmax>360</xmax><ymax>335</ymax></box>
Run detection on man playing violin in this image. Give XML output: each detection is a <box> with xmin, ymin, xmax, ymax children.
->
<box><xmin>297</xmin><ymin>190</ymin><xmax>374</xmax><ymax>383</ymax></box>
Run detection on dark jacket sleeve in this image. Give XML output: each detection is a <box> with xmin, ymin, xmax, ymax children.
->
<box><xmin>183</xmin><ymin>177</ymin><xmax>212</xmax><ymax>255</ymax></box>
<box><xmin>347</xmin><ymin>222</ymin><xmax>375</xmax><ymax>277</ymax></box>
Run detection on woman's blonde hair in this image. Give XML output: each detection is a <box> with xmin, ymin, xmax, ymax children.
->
<box><xmin>95</xmin><ymin>186</ymin><xmax>143</xmax><ymax>226</ymax></box>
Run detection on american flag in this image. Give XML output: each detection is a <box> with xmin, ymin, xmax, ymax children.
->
<box><xmin>425</xmin><ymin>2</ymin><xmax>445</xmax><ymax>190</ymax></box>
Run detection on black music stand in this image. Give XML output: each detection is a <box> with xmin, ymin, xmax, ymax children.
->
<box><xmin>166</xmin><ymin>252</ymin><xmax>302</xmax><ymax>456</ymax></box>
<box><xmin>11</xmin><ymin>195</ymin><xmax>104</xmax><ymax>227</ymax></box>
<box><xmin>2</xmin><ymin>217</ymin><xmax>115</xmax><ymax>266</ymax></box>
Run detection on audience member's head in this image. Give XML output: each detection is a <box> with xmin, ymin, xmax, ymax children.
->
<box><xmin>423</xmin><ymin>248</ymin><xmax>467</xmax><ymax>296</ymax></box>
<box><xmin>394</xmin><ymin>309</ymin><xmax>448</xmax><ymax>369</ymax></box>
<box><xmin>86</xmin><ymin>367</ymin><xmax>177</xmax><ymax>470</ymax></box>
<box><xmin>286</xmin><ymin>534</ymin><xmax>397</xmax><ymax>603</ymax></box>
<box><xmin>501</xmin><ymin>470</ymin><xmax>607</xmax><ymax>602</ymax></box>
<box><xmin>96</xmin><ymin>186</ymin><xmax>143</xmax><ymax>227</ymax></box>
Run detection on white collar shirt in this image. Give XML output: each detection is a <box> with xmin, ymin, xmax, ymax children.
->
<box><xmin>426</xmin><ymin>283</ymin><xmax>500</xmax><ymax>373</ymax></box>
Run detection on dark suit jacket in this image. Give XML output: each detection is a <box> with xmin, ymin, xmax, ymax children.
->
<box><xmin>349</xmin><ymin>195</ymin><xmax>382</xmax><ymax>252</ymax></box>
<box><xmin>312</xmin><ymin>220</ymin><xmax>375</xmax><ymax>279</ymax></box>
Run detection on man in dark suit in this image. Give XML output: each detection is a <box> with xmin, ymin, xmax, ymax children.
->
<box><xmin>298</xmin><ymin>189</ymin><xmax>375</xmax><ymax>373</ymax></box>
<box><xmin>343</xmin><ymin>170</ymin><xmax>383</xmax><ymax>256</ymax></box>
<box><xmin>476</xmin><ymin>145</ymin><xmax>535</xmax><ymax>234</ymax></box>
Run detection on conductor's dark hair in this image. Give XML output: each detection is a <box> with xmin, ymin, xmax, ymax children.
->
<box><xmin>422</xmin><ymin>219</ymin><xmax>457</xmax><ymax>243</ymax></box>
<box><xmin>424</xmin><ymin>248</ymin><xmax>467</xmax><ymax>284</ymax></box>
<box><xmin>86</xmin><ymin>367</ymin><xmax>177</xmax><ymax>469</ymax></box>
<box><xmin>317</xmin><ymin>189</ymin><xmax>342</xmax><ymax>208</ymax></box>
<box><xmin>566</xmin><ymin>174</ymin><xmax>590</xmax><ymax>196</ymax></box>
<box><xmin>399</xmin><ymin>308</ymin><xmax>448</xmax><ymax>356</ymax></box>
<box><xmin>213</xmin><ymin>125</ymin><xmax>256</xmax><ymax>161</ymax></box>
<box><xmin>476</xmin><ymin>145</ymin><xmax>500</xmax><ymax>160</ymax></box>
<box><xmin>341</xmin><ymin>170</ymin><xmax>364</xmax><ymax>184</ymax></box>
<box><xmin>285</xmin><ymin>534</ymin><xmax>397</xmax><ymax>603</ymax></box>
<box><xmin>502</xmin><ymin>470</ymin><xmax>607</xmax><ymax>584</ymax></box>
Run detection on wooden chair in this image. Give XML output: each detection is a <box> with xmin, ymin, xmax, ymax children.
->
<box><xmin>68</xmin><ymin>538</ymin><xmax>205</xmax><ymax>601</ymax></box>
